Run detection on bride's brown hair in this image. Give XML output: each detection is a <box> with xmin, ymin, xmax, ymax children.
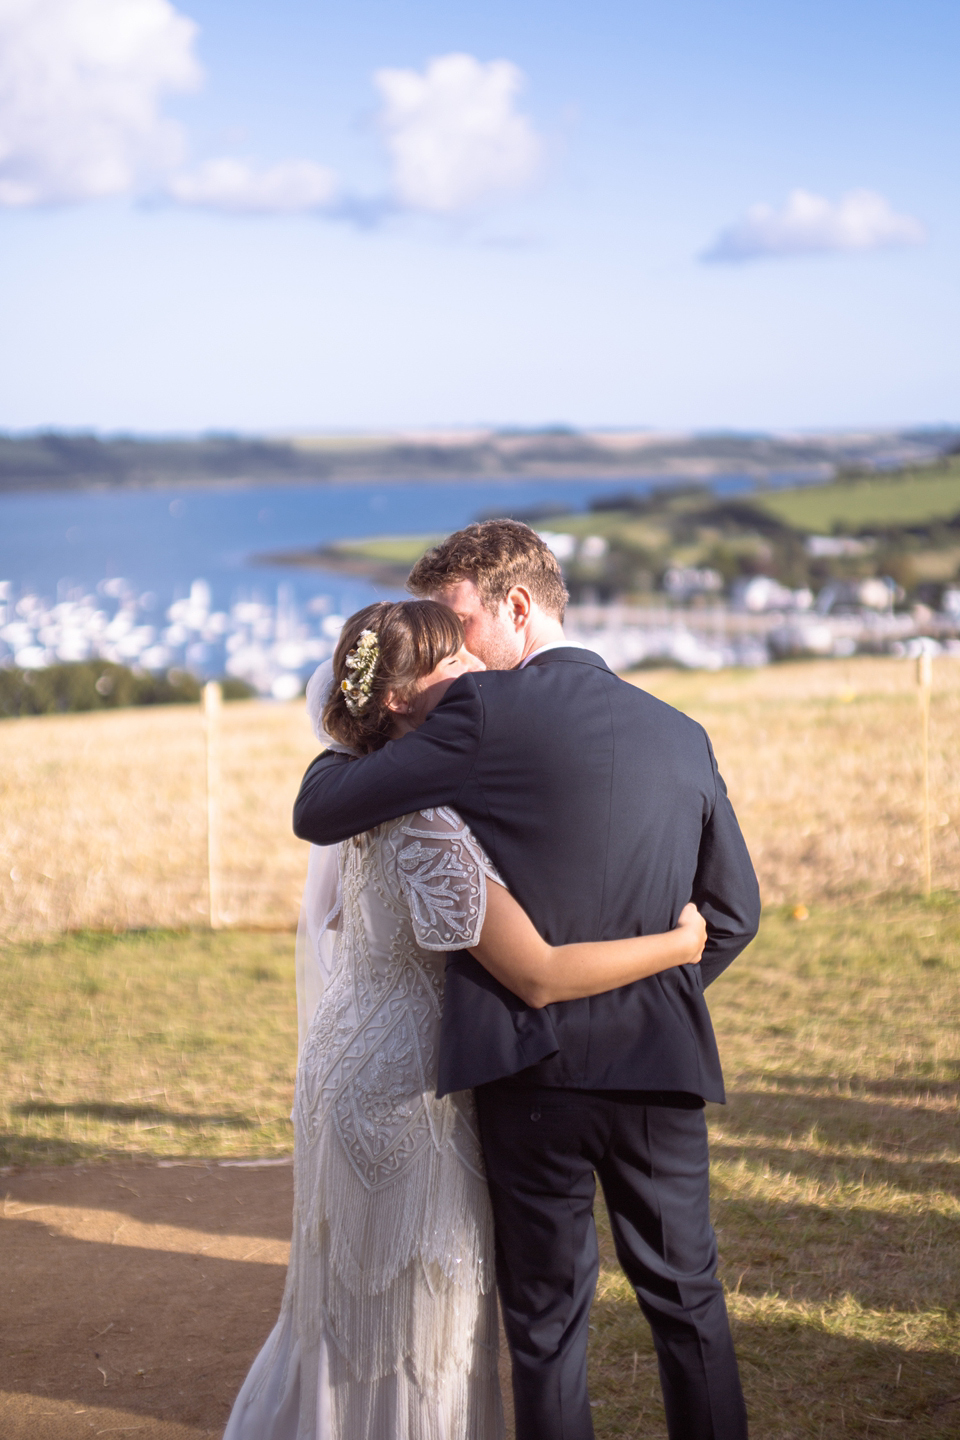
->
<box><xmin>322</xmin><ymin>599</ymin><xmax>465</xmax><ymax>754</ymax></box>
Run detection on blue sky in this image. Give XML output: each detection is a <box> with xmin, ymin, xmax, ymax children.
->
<box><xmin>0</xmin><ymin>0</ymin><xmax>956</xmax><ymax>433</ymax></box>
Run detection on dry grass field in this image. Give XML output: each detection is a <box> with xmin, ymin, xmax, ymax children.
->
<box><xmin>0</xmin><ymin>691</ymin><xmax>320</xmax><ymax>937</ymax></box>
<box><xmin>1</xmin><ymin>654</ymin><xmax>958</xmax><ymax>938</ymax></box>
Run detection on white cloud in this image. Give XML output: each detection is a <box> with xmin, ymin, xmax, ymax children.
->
<box><xmin>168</xmin><ymin>157</ymin><xmax>338</xmax><ymax>213</ymax></box>
<box><xmin>0</xmin><ymin>0</ymin><xmax>201</xmax><ymax>206</ymax></box>
<box><xmin>0</xmin><ymin>17</ymin><xmax>538</xmax><ymax>222</ymax></box>
<box><xmin>704</xmin><ymin>189</ymin><xmax>926</xmax><ymax>263</ymax></box>
<box><xmin>374</xmin><ymin>53</ymin><xmax>542</xmax><ymax>213</ymax></box>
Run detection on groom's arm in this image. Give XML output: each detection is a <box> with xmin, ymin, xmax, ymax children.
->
<box><xmin>691</xmin><ymin>737</ymin><xmax>761</xmax><ymax>988</ymax></box>
<box><xmin>293</xmin><ymin>675</ymin><xmax>484</xmax><ymax>846</ymax></box>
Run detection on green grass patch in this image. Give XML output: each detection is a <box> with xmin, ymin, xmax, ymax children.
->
<box><xmin>589</xmin><ymin>893</ymin><xmax>960</xmax><ymax>1437</ymax></box>
<box><xmin>330</xmin><ymin>533</ymin><xmax>442</xmax><ymax>565</ymax></box>
<box><xmin>752</xmin><ymin>456</ymin><xmax>960</xmax><ymax>534</ymax></box>
<box><xmin>0</xmin><ymin>929</ymin><xmax>298</xmax><ymax>1166</ymax></box>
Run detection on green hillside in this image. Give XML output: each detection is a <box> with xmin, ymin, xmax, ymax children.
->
<box><xmin>752</xmin><ymin>457</ymin><xmax>960</xmax><ymax>533</ymax></box>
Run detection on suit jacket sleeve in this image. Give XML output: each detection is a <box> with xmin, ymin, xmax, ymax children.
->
<box><xmin>292</xmin><ymin>675</ymin><xmax>483</xmax><ymax>846</ymax></box>
<box><xmin>692</xmin><ymin>735</ymin><xmax>761</xmax><ymax>987</ymax></box>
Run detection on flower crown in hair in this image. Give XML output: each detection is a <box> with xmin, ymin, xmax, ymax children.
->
<box><xmin>341</xmin><ymin>629</ymin><xmax>379</xmax><ymax>715</ymax></box>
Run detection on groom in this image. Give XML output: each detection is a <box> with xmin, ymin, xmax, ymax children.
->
<box><xmin>293</xmin><ymin>520</ymin><xmax>760</xmax><ymax>1439</ymax></box>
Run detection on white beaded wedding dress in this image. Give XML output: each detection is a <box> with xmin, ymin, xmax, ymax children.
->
<box><xmin>222</xmin><ymin>805</ymin><xmax>506</xmax><ymax>1440</ymax></box>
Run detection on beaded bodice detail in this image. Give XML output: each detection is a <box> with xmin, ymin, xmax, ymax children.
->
<box><xmin>296</xmin><ymin>807</ymin><xmax>501</xmax><ymax>1206</ymax></box>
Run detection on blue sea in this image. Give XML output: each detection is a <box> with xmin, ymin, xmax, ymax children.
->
<box><xmin>1</xmin><ymin>473</ymin><xmax>757</xmax><ymax>614</ymax></box>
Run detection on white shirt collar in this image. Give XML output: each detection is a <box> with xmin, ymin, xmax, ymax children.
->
<box><xmin>518</xmin><ymin>640</ymin><xmax>590</xmax><ymax>669</ymax></box>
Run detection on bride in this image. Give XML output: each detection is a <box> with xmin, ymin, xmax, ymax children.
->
<box><xmin>223</xmin><ymin>599</ymin><xmax>706</xmax><ymax>1440</ymax></box>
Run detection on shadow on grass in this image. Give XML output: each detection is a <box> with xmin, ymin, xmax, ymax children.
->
<box><xmin>12</xmin><ymin>1101</ymin><xmax>258</xmax><ymax>1128</ymax></box>
<box><xmin>711</xmin><ymin>1138</ymin><xmax>958</xmax><ymax>1198</ymax></box>
<box><xmin>591</xmin><ymin>1284</ymin><xmax>960</xmax><ymax>1439</ymax></box>
<box><xmin>737</xmin><ymin>1070</ymin><xmax>960</xmax><ymax>1099</ymax></box>
<box><xmin>717</xmin><ymin>1089</ymin><xmax>959</xmax><ymax>1173</ymax></box>
<box><xmin>0</xmin><ymin>1132</ymin><xmax>106</xmax><ymax>1165</ymax></box>
<box><xmin>712</xmin><ymin>1193</ymin><xmax>960</xmax><ymax>1311</ymax></box>
<box><xmin>730</xmin><ymin>1317</ymin><xmax>960</xmax><ymax>1439</ymax></box>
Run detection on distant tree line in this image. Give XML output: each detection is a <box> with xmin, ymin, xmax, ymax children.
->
<box><xmin>3</xmin><ymin>428</ymin><xmax>956</xmax><ymax>493</ymax></box>
<box><xmin>0</xmin><ymin>661</ymin><xmax>254</xmax><ymax>719</ymax></box>
<box><xmin>0</xmin><ymin>432</ymin><xmax>329</xmax><ymax>492</ymax></box>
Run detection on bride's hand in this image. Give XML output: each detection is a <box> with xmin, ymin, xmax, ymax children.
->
<box><xmin>675</xmin><ymin>903</ymin><xmax>707</xmax><ymax>964</ymax></box>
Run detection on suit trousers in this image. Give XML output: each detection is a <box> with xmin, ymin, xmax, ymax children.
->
<box><xmin>474</xmin><ymin>1082</ymin><xmax>748</xmax><ymax>1440</ymax></box>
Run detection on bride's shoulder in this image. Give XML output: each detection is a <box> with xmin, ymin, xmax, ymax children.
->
<box><xmin>385</xmin><ymin>808</ymin><xmax>503</xmax><ymax>885</ymax></box>
<box><xmin>377</xmin><ymin>808</ymin><xmax>479</xmax><ymax>873</ymax></box>
<box><xmin>392</xmin><ymin>806</ymin><xmax>469</xmax><ymax>838</ymax></box>
<box><xmin>377</xmin><ymin>807</ymin><xmax>470</xmax><ymax>860</ymax></box>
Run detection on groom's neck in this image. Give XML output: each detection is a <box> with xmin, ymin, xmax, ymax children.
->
<box><xmin>518</xmin><ymin>612</ymin><xmax>567</xmax><ymax>663</ymax></box>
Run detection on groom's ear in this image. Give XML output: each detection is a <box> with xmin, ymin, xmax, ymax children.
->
<box><xmin>505</xmin><ymin>585</ymin><xmax>533</xmax><ymax>628</ymax></box>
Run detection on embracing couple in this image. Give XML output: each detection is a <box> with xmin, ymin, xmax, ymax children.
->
<box><xmin>224</xmin><ymin>519</ymin><xmax>761</xmax><ymax>1440</ymax></box>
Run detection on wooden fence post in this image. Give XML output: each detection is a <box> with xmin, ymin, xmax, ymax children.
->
<box><xmin>203</xmin><ymin>681</ymin><xmax>223</xmax><ymax>929</ymax></box>
<box><xmin>917</xmin><ymin>653</ymin><xmax>932</xmax><ymax>899</ymax></box>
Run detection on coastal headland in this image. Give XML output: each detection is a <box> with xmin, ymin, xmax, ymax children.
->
<box><xmin>258</xmin><ymin>454</ymin><xmax>960</xmax><ymax>605</ymax></box>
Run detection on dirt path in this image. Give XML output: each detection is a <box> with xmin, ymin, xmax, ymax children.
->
<box><xmin>2</xmin><ymin>1158</ymin><xmax>296</xmax><ymax>1439</ymax></box>
<box><xmin>1</xmin><ymin>1159</ymin><xmax>514</xmax><ymax>1439</ymax></box>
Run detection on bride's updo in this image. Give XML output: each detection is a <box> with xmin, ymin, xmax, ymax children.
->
<box><xmin>322</xmin><ymin>599</ymin><xmax>465</xmax><ymax>754</ymax></box>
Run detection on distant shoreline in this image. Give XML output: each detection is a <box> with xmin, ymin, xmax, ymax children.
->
<box><xmin>0</xmin><ymin>466</ymin><xmax>755</xmax><ymax>497</ymax></box>
<box><xmin>0</xmin><ymin>461</ymin><xmax>826</xmax><ymax>498</ymax></box>
<box><xmin>1</xmin><ymin>426</ymin><xmax>953</xmax><ymax>497</ymax></box>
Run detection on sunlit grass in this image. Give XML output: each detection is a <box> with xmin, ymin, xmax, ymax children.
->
<box><xmin>637</xmin><ymin>656</ymin><xmax>960</xmax><ymax>905</ymax></box>
<box><xmin>0</xmin><ymin>696</ymin><xmax>319</xmax><ymax>936</ymax></box>
<box><xmin>0</xmin><ymin>928</ymin><xmax>297</xmax><ymax>1166</ymax></box>
<box><xmin>587</xmin><ymin>894</ymin><xmax>960</xmax><ymax>1438</ymax></box>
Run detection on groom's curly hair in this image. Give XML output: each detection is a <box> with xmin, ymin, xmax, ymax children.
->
<box><xmin>323</xmin><ymin>599</ymin><xmax>465</xmax><ymax>754</ymax></box>
<box><xmin>408</xmin><ymin>519</ymin><xmax>568</xmax><ymax>620</ymax></box>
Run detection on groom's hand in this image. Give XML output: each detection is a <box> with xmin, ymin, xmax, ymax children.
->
<box><xmin>676</xmin><ymin>902</ymin><xmax>707</xmax><ymax>964</ymax></box>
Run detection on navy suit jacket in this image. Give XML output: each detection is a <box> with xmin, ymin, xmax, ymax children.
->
<box><xmin>293</xmin><ymin>648</ymin><xmax>760</xmax><ymax>1101</ymax></box>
